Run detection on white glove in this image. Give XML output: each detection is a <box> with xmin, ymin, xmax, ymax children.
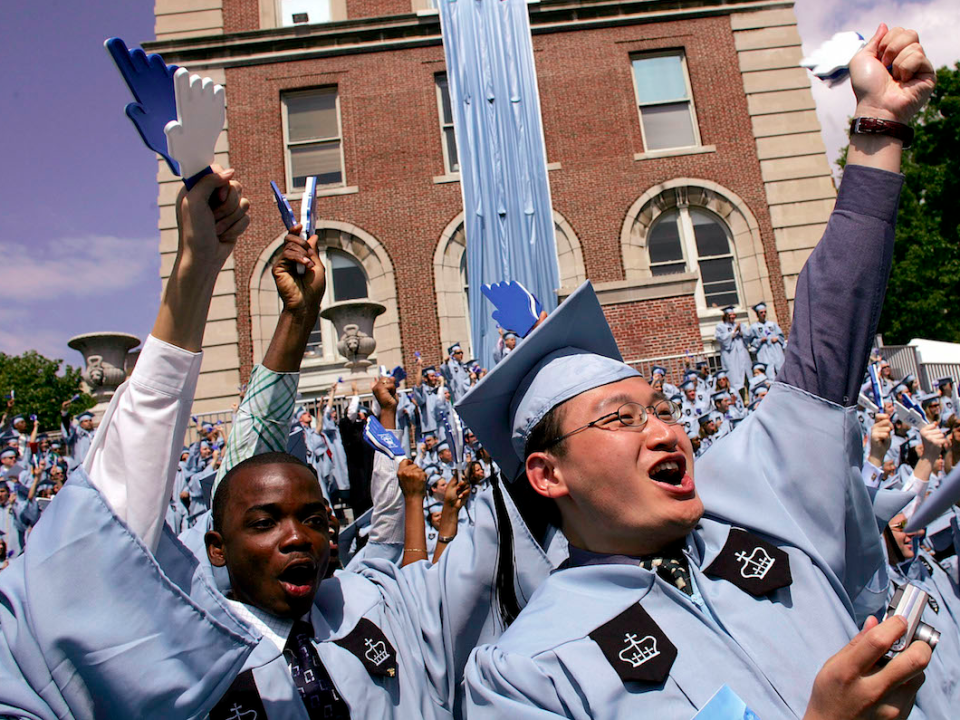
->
<box><xmin>164</xmin><ymin>67</ymin><xmax>226</xmax><ymax>181</ymax></box>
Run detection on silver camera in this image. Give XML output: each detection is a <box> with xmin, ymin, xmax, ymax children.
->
<box><xmin>884</xmin><ymin>584</ymin><xmax>940</xmax><ymax>658</ymax></box>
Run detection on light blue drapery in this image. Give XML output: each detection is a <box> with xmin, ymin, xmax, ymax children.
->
<box><xmin>438</xmin><ymin>0</ymin><xmax>561</xmax><ymax>370</ymax></box>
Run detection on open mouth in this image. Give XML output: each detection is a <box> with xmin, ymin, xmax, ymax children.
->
<box><xmin>278</xmin><ymin>559</ymin><xmax>319</xmax><ymax>598</ymax></box>
<box><xmin>649</xmin><ymin>457</ymin><xmax>686</xmax><ymax>486</ymax></box>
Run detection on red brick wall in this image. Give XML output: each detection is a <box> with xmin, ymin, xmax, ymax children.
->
<box><xmin>223</xmin><ymin>0</ymin><xmax>259</xmax><ymax>33</ymax></box>
<box><xmin>602</xmin><ymin>294</ymin><xmax>704</xmax><ymax>369</ymax></box>
<box><xmin>223</xmin><ymin>10</ymin><xmax>786</xmax><ymax>381</ymax></box>
<box><xmin>346</xmin><ymin>0</ymin><xmax>413</xmax><ymax>19</ymax></box>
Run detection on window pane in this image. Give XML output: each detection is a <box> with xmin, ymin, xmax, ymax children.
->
<box><xmin>287</xmin><ymin>90</ymin><xmax>339</xmax><ymax>142</ymax></box>
<box><xmin>304</xmin><ymin>316</ymin><xmax>323</xmax><ymax>357</ymax></box>
<box><xmin>330</xmin><ymin>252</ymin><xmax>368</xmax><ymax>302</ymax></box>
<box><xmin>647</xmin><ymin>210</ymin><xmax>684</xmax><ymax>265</ymax></box>
<box><xmin>641</xmin><ymin>103</ymin><xmax>696</xmax><ymax>151</ymax></box>
<box><xmin>444</xmin><ymin>127</ymin><xmax>459</xmax><ymax>172</ymax></box>
<box><xmin>633</xmin><ymin>55</ymin><xmax>688</xmax><ymax>104</ymax></box>
<box><xmin>690</xmin><ymin>209</ymin><xmax>730</xmax><ymax>257</ymax></box>
<box><xmin>437</xmin><ymin>76</ymin><xmax>454</xmax><ymax>124</ymax></box>
<box><xmin>290</xmin><ymin>142</ymin><xmax>342</xmax><ymax>188</ymax></box>
<box><xmin>699</xmin><ymin>257</ymin><xmax>739</xmax><ymax>308</ymax></box>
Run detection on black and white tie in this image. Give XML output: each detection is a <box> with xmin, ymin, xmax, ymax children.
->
<box><xmin>284</xmin><ymin>620</ymin><xmax>350</xmax><ymax>719</ymax></box>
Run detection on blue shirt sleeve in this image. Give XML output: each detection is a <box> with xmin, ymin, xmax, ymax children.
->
<box><xmin>778</xmin><ymin>165</ymin><xmax>903</xmax><ymax>405</ymax></box>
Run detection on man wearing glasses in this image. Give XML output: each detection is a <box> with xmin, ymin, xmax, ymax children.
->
<box><xmin>440</xmin><ymin>343</ymin><xmax>472</xmax><ymax>403</ymax></box>
<box><xmin>457</xmin><ymin>24</ymin><xmax>937</xmax><ymax>719</ymax></box>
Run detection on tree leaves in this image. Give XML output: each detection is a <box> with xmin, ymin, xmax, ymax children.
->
<box><xmin>0</xmin><ymin>352</ymin><xmax>94</xmax><ymax>431</ymax></box>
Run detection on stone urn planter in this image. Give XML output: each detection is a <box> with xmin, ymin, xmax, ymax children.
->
<box><xmin>67</xmin><ymin>332</ymin><xmax>141</xmax><ymax>402</ymax></box>
<box><xmin>320</xmin><ymin>300</ymin><xmax>386</xmax><ymax>370</ymax></box>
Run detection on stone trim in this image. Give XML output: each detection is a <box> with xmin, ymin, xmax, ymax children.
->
<box><xmin>145</xmin><ymin>0</ymin><xmax>793</xmax><ymax>68</ymax></box>
<box><xmin>248</xmin><ymin>221</ymin><xmax>401</xmax><ymax>373</ymax></box>
<box><xmin>633</xmin><ymin>144</ymin><xmax>716</xmax><ymax>162</ymax></box>
<box><xmin>619</xmin><ymin>177</ymin><xmax>777</xmax><ymax>324</ymax></box>
<box><xmin>558</xmin><ymin>274</ymin><xmax>699</xmax><ymax>304</ymax></box>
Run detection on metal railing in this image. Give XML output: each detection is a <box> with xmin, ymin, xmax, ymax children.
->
<box><xmin>877</xmin><ymin>344</ymin><xmax>927</xmax><ymax>390</ymax></box>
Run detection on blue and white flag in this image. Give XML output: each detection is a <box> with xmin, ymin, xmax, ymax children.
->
<box><xmin>440</xmin><ymin>408</ymin><xmax>465</xmax><ymax>466</ymax></box>
<box><xmin>900</xmin><ymin>392</ymin><xmax>928</xmax><ymax>421</ymax></box>
<box><xmin>270</xmin><ymin>181</ymin><xmax>297</xmax><ymax>230</ymax></box>
<box><xmin>867</xmin><ymin>363</ymin><xmax>885</xmax><ymax>406</ymax></box>
<box><xmin>362</xmin><ymin>416</ymin><xmax>405</xmax><ymax>459</ymax></box>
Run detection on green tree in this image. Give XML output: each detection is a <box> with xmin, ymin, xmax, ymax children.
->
<box><xmin>0</xmin><ymin>351</ymin><xmax>95</xmax><ymax>433</ymax></box>
<box><xmin>839</xmin><ymin>62</ymin><xmax>960</xmax><ymax>344</ymax></box>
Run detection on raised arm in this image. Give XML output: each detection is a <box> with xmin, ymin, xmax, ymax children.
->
<box><xmin>778</xmin><ymin>25</ymin><xmax>934</xmax><ymax>404</ymax></box>
<box><xmin>213</xmin><ymin>225</ymin><xmax>326</xmax><ymax>490</ymax></box>
<box><xmin>85</xmin><ymin>167</ymin><xmax>249</xmax><ymax>552</ymax></box>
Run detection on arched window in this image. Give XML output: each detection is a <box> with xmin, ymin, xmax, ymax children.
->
<box><xmin>646</xmin><ymin>206</ymin><xmax>740</xmax><ymax>309</ymax></box>
<box><xmin>294</xmin><ymin>248</ymin><xmax>368</xmax><ymax>359</ymax></box>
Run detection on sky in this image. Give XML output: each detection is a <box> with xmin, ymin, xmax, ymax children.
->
<box><xmin>0</xmin><ymin>1</ymin><xmax>957</xmax><ymax>367</ymax></box>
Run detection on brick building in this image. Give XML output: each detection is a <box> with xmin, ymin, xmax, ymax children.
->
<box><xmin>146</xmin><ymin>0</ymin><xmax>837</xmax><ymax>413</ymax></box>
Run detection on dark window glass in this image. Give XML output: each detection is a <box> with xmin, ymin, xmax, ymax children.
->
<box><xmin>648</xmin><ymin>210</ymin><xmax>684</xmax><ymax>270</ymax></box>
<box><xmin>330</xmin><ymin>251</ymin><xmax>367</xmax><ymax>302</ymax></box>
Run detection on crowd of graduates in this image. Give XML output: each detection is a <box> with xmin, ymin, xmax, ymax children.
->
<box><xmin>0</xmin><ymin>22</ymin><xmax>956</xmax><ymax>720</ymax></box>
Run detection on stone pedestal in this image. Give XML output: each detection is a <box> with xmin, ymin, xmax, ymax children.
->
<box><xmin>320</xmin><ymin>300</ymin><xmax>386</xmax><ymax>371</ymax></box>
<box><xmin>67</xmin><ymin>333</ymin><xmax>142</xmax><ymax>416</ymax></box>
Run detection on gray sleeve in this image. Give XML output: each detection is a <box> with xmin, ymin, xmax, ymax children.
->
<box><xmin>778</xmin><ymin>165</ymin><xmax>904</xmax><ymax>406</ymax></box>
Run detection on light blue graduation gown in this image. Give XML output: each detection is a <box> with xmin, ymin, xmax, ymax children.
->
<box><xmin>413</xmin><ymin>384</ymin><xmax>443</xmax><ymax>436</ymax></box>
<box><xmin>441</xmin><ymin>359</ymin><xmax>472</xmax><ymax>403</ymax></box>
<box><xmin>715</xmin><ymin>321</ymin><xmax>751</xmax><ymax>393</ymax></box>
<box><xmin>749</xmin><ymin>320</ymin><xmax>786</xmax><ymax>379</ymax></box>
<box><xmin>0</xmin><ymin>464</ymin><xmax>554</xmax><ymax>719</ymax></box>
<box><xmin>321</xmin><ymin>411</ymin><xmax>350</xmax><ymax>492</ymax></box>
<box><xmin>464</xmin><ymin>384</ymin><xmax>892</xmax><ymax>719</ymax></box>
<box><xmin>464</xmin><ymin>164</ymin><xmax>909</xmax><ymax>719</ymax></box>
<box><xmin>60</xmin><ymin>418</ymin><xmax>95</xmax><ymax>471</ymax></box>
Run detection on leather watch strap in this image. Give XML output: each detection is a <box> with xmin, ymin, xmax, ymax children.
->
<box><xmin>850</xmin><ymin>117</ymin><xmax>914</xmax><ymax>149</ymax></box>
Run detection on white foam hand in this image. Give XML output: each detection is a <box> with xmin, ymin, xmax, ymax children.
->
<box><xmin>800</xmin><ymin>31</ymin><xmax>866</xmax><ymax>86</ymax></box>
<box><xmin>164</xmin><ymin>67</ymin><xmax>226</xmax><ymax>182</ymax></box>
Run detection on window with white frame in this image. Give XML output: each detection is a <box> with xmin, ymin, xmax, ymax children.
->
<box><xmin>278</xmin><ymin>0</ymin><xmax>331</xmax><ymax>26</ymax></box>
<box><xmin>631</xmin><ymin>52</ymin><xmax>700</xmax><ymax>152</ymax></box>
<box><xmin>646</xmin><ymin>207</ymin><xmax>740</xmax><ymax>309</ymax></box>
<box><xmin>435</xmin><ymin>74</ymin><xmax>459</xmax><ymax>174</ymax></box>
<box><xmin>282</xmin><ymin>88</ymin><xmax>344</xmax><ymax>192</ymax></box>
<box><xmin>296</xmin><ymin>248</ymin><xmax>369</xmax><ymax>359</ymax></box>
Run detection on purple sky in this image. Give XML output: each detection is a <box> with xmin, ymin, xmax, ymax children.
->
<box><xmin>0</xmin><ymin>1</ymin><xmax>158</xmax><ymax>365</ymax></box>
<box><xmin>1</xmin><ymin>1</ymin><xmax>956</xmax><ymax>367</ymax></box>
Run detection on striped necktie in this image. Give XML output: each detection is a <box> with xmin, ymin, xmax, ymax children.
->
<box><xmin>284</xmin><ymin>620</ymin><xmax>350</xmax><ymax>719</ymax></box>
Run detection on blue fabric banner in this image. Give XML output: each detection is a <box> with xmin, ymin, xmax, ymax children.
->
<box><xmin>438</xmin><ymin>0</ymin><xmax>561</xmax><ymax>370</ymax></box>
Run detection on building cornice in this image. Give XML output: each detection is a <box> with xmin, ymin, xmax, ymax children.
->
<box><xmin>145</xmin><ymin>0</ymin><xmax>793</xmax><ymax>69</ymax></box>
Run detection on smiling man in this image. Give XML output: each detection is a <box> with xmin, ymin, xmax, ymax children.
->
<box><xmin>459</xmin><ymin>24</ymin><xmax>938</xmax><ymax>719</ymax></box>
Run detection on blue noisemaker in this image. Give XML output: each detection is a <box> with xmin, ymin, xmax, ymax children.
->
<box><xmin>362</xmin><ymin>416</ymin><xmax>405</xmax><ymax>459</ymax></box>
<box><xmin>867</xmin><ymin>363</ymin><xmax>884</xmax><ymax>406</ymax></box>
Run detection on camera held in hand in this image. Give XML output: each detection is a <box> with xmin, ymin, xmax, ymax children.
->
<box><xmin>884</xmin><ymin>583</ymin><xmax>940</xmax><ymax>659</ymax></box>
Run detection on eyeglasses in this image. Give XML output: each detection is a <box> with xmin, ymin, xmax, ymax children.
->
<box><xmin>545</xmin><ymin>400</ymin><xmax>682</xmax><ymax>448</ymax></box>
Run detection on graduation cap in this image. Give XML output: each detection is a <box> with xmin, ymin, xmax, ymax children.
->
<box><xmin>0</xmin><ymin>448</ymin><xmax>17</xmax><ymax>460</ymax></box>
<box><xmin>455</xmin><ymin>281</ymin><xmax>638</xmax><ymax>481</ymax></box>
<box><xmin>650</xmin><ymin>365</ymin><xmax>667</xmax><ymax>378</ymax></box>
<box><xmin>424</xmin><ymin>498</ymin><xmax>444</xmax><ymax>516</ymax></box>
<box><xmin>936</xmin><ymin>377</ymin><xmax>954</xmax><ymax>389</ymax></box>
<box><xmin>448</xmin><ymin>343</ymin><xmax>463</xmax><ymax>355</ymax></box>
<box><xmin>680</xmin><ymin>379</ymin><xmax>697</xmax><ymax>392</ymax></box>
<box><xmin>669</xmin><ymin>393</ymin><xmax>683</xmax><ymax>404</ymax></box>
<box><xmin>711</xmin><ymin>391</ymin><xmax>731</xmax><ymax>404</ymax></box>
<box><xmin>696</xmin><ymin>360</ymin><xmax>709</xmax><ymax>369</ymax></box>
<box><xmin>891</xmin><ymin>383</ymin><xmax>907</xmax><ymax>397</ymax></box>
<box><xmin>435</xmin><ymin>441</ymin><xmax>450</xmax><ymax>453</ymax></box>
<box><xmin>752</xmin><ymin>362</ymin><xmax>767</xmax><ymax>373</ymax></box>
<box><xmin>503</xmin><ymin>331</ymin><xmax>519</xmax><ymax>340</ymax></box>
<box><xmin>422</xmin><ymin>366</ymin><xmax>438</xmax><ymax>378</ymax></box>
<box><xmin>749</xmin><ymin>374</ymin><xmax>768</xmax><ymax>391</ymax></box>
<box><xmin>714</xmin><ymin>370</ymin><xmax>728</xmax><ymax>380</ymax></box>
<box><xmin>697</xmin><ymin>414</ymin><xmax>715</xmax><ymax>427</ymax></box>
<box><xmin>918</xmin><ymin>392</ymin><xmax>941</xmax><ymax>408</ymax></box>
<box><xmin>902</xmin><ymin>373</ymin><xmax>916</xmax><ymax>385</ymax></box>
<box><xmin>77</xmin><ymin>411</ymin><xmax>95</xmax><ymax>422</ymax></box>
<box><xmin>721</xmin><ymin>305</ymin><xmax>737</xmax><ymax>315</ymax></box>
<box><xmin>752</xmin><ymin>302</ymin><xmax>767</xmax><ymax>313</ymax></box>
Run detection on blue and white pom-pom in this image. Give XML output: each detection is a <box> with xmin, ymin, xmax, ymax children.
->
<box><xmin>800</xmin><ymin>31</ymin><xmax>866</xmax><ymax>87</ymax></box>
